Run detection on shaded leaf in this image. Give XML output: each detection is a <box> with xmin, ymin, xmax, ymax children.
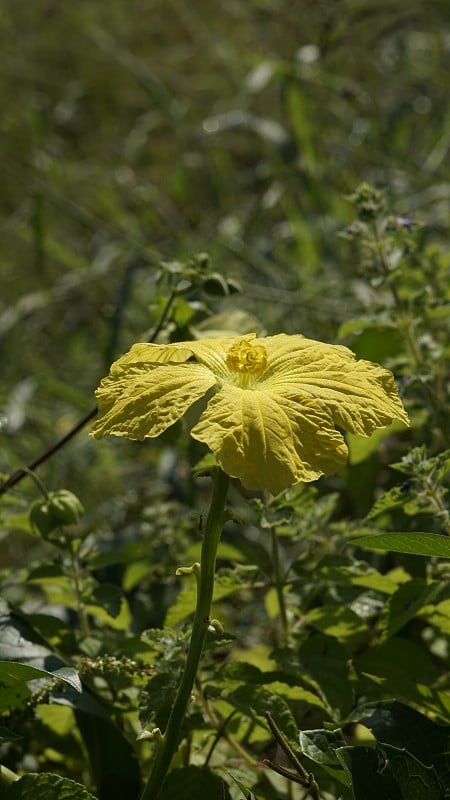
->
<box><xmin>355</xmin><ymin>638</ymin><xmax>450</xmax><ymax>721</ymax></box>
<box><xmin>296</xmin><ymin>634</ymin><xmax>353</xmax><ymax>720</ymax></box>
<box><xmin>378</xmin><ymin>580</ymin><xmax>439</xmax><ymax>641</ymax></box>
<box><xmin>336</xmin><ymin>745</ymin><xmax>401</xmax><ymax>800</ymax></box>
<box><xmin>383</xmin><ymin>743</ymin><xmax>443</xmax><ymax>799</ymax></box>
<box><xmin>227</xmin><ymin>771</ymin><xmax>259</xmax><ymax>799</ymax></box>
<box><xmin>0</xmin><ymin>724</ymin><xmax>22</xmax><ymax>743</ymax></box>
<box><xmin>351</xmin><ymin>700</ymin><xmax>450</xmax><ymax>765</ymax></box>
<box><xmin>165</xmin><ymin>570</ymin><xmax>251</xmax><ymax>627</ymax></box>
<box><xmin>161</xmin><ymin>766</ymin><xmax>231</xmax><ymax>799</ymax></box>
<box><xmin>225</xmin><ymin>684</ymin><xmax>298</xmax><ymax>741</ymax></box>
<box><xmin>7</xmin><ymin>773</ymin><xmax>98</xmax><ymax>800</ymax></box>
<box><xmin>88</xmin><ymin>584</ymin><xmax>123</xmax><ymax>619</ymax></box>
<box><xmin>75</xmin><ymin>711</ymin><xmax>140</xmax><ymax>800</ymax></box>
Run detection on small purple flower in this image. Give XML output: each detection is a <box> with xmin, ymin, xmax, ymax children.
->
<box><xmin>395</xmin><ymin>215</ymin><xmax>413</xmax><ymax>230</ymax></box>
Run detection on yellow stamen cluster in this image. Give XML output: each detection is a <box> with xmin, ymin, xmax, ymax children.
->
<box><xmin>225</xmin><ymin>339</ymin><xmax>268</xmax><ymax>377</ymax></box>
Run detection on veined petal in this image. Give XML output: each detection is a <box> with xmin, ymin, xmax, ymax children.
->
<box><xmin>182</xmin><ymin>334</ymin><xmax>256</xmax><ymax>378</ymax></box>
<box><xmin>191</xmin><ymin>384</ymin><xmax>348</xmax><ymax>494</ymax></box>
<box><xmin>112</xmin><ymin>342</ymin><xmax>195</xmax><ymax>366</ymax></box>
<box><xmin>259</xmin><ymin>334</ymin><xmax>409</xmax><ymax>436</ymax></box>
<box><xmin>91</xmin><ymin>359</ymin><xmax>217</xmax><ymax>440</ymax></box>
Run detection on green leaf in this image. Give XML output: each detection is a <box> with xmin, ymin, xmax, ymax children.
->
<box><xmin>139</xmin><ymin>671</ymin><xmax>181</xmax><ymax>730</ymax></box>
<box><xmin>75</xmin><ymin>711</ymin><xmax>140</xmax><ymax>800</ymax></box>
<box><xmin>355</xmin><ymin>638</ymin><xmax>450</xmax><ymax>721</ymax></box>
<box><xmin>295</xmin><ymin>634</ymin><xmax>353</xmax><ymax>720</ymax></box>
<box><xmin>0</xmin><ymin>724</ymin><xmax>22</xmax><ymax>743</ymax></box>
<box><xmin>352</xmin><ymin>533</ymin><xmax>450</xmax><ymax>558</ymax></box>
<box><xmin>227</xmin><ymin>771</ymin><xmax>259</xmax><ymax>799</ymax></box>
<box><xmin>165</xmin><ymin>570</ymin><xmax>251</xmax><ymax>627</ymax></box>
<box><xmin>383</xmin><ymin>743</ymin><xmax>443</xmax><ymax>799</ymax></box>
<box><xmin>6</xmin><ymin>773</ymin><xmax>98</xmax><ymax>800</ymax></box>
<box><xmin>88</xmin><ymin>583</ymin><xmax>123</xmax><ymax>618</ymax></box>
<box><xmin>225</xmin><ymin>684</ymin><xmax>298</xmax><ymax>741</ymax></box>
<box><xmin>305</xmin><ymin>605</ymin><xmax>367</xmax><ymax>648</ymax></box>
<box><xmin>0</xmin><ymin>676</ymin><xmax>31</xmax><ymax>713</ymax></box>
<box><xmin>336</xmin><ymin>745</ymin><xmax>401</xmax><ymax>799</ymax></box>
<box><xmin>161</xmin><ymin>766</ymin><xmax>231</xmax><ymax>799</ymax></box>
<box><xmin>419</xmin><ymin>599</ymin><xmax>450</xmax><ymax>635</ymax></box>
<box><xmin>0</xmin><ymin>607</ymin><xmax>110</xmax><ymax>720</ymax></box>
<box><xmin>0</xmin><ymin>661</ymin><xmax>82</xmax><ymax>693</ymax></box>
<box><xmin>299</xmin><ymin>728</ymin><xmax>351</xmax><ymax>787</ymax></box>
<box><xmin>378</xmin><ymin>580</ymin><xmax>439</xmax><ymax>641</ymax></box>
<box><xmin>351</xmin><ymin>700</ymin><xmax>450</xmax><ymax>765</ymax></box>
<box><xmin>366</xmin><ymin>487</ymin><xmax>411</xmax><ymax>519</ymax></box>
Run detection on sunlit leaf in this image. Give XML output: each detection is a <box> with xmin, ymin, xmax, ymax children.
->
<box><xmin>0</xmin><ymin>661</ymin><xmax>82</xmax><ymax>693</ymax></box>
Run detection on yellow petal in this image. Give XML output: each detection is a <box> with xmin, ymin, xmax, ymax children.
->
<box><xmin>260</xmin><ymin>334</ymin><xmax>409</xmax><ymax>435</ymax></box>
<box><xmin>191</xmin><ymin>384</ymin><xmax>348</xmax><ymax>494</ymax></box>
<box><xmin>91</xmin><ymin>357</ymin><xmax>217</xmax><ymax>440</ymax></box>
<box><xmin>112</xmin><ymin>342</ymin><xmax>195</xmax><ymax>366</ymax></box>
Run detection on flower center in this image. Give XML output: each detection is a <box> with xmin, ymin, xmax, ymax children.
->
<box><xmin>225</xmin><ymin>339</ymin><xmax>268</xmax><ymax>379</ymax></box>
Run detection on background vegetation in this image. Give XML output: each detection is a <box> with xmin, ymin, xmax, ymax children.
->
<box><xmin>1</xmin><ymin>2</ymin><xmax>450</xmax><ymax>798</ymax></box>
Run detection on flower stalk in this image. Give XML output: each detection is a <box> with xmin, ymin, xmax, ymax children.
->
<box><xmin>140</xmin><ymin>468</ymin><xmax>230</xmax><ymax>800</ymax></box>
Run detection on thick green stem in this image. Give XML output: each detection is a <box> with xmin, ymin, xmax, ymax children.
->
<box><xmin>140</xmin><ymin>468</ymin><xmax>230</xmax><ymax>800</ymax></box>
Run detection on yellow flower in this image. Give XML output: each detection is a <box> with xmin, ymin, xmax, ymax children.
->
<box><xmin>91</xmin><ymin>333</ymin><xmax>409</xmax><ymax>494</ymax></box>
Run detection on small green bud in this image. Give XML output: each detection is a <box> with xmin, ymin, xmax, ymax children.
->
<box><xmin>30</xmin><ymin>490</ymin><xmax>84</xmax><ymax>536</ymax></box>
<box><xmin>347</xmin><ymin>182</ymin><xmax>385</xmax><ymax>221</ymax></box>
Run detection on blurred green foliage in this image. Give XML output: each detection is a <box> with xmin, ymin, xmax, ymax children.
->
<box><xmin>1</xmin><ymin>2</ymin><xmax>450</xmax><ymax>799</ymax></box>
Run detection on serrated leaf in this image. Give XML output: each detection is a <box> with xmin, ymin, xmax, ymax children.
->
<box><xmin>299</xmin><ymin>728</ymin><xmax>351</xmax><ymax>787</ymax></box>
<box><xmin>7</xmin><ymin>773</ymin><xmax>98</xmax><ymax>800</ymax></box>
<box><xmin>352</xmin><ymin>533</ymin><xmax>450</xmax><ymax>558</ymax></box>
<box><xmin>225</xmin><ymin>684</ymin><xmax>298</xmax><ymax>741</ymax></box>
<box><xmin>139</xmin><ymin>671</ymin><xmax>181</xmax><ymax>729</ymax></box>
<box><xmin>383</xmin><ymin>743</ymin><xmax>443</xmax><ymax>799</ymax></box>
<box><xmin>336</xmin><ymin>745</ymin><xmax>401</xmax><ymax>799</ymax></box>
<box><xmin>366</xmin><ymin>486</ymin><xmax>409</xmax><ymax>519</ymax></box>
